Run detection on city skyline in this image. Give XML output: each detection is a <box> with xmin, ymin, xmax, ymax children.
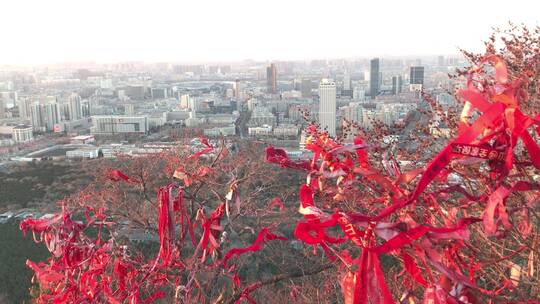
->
<box><xmin>0</xmin><ymin>0</ymin><xmax>538</xmax><ymax>65</ymax></box>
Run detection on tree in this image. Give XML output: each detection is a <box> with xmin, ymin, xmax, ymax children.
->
<box><xmin>21</xmin><ymin>25</ymin><xmax>540</xmax><ymax>303</ymax></box>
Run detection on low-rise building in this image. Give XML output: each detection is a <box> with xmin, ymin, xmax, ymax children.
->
<box><xmin>166</xmin><ymin>110</ymin><xmax>191</xmax><ymax>122</ymax></box>
<box><xmin>248</xmin><ymin>125</ymin><xmax>273</xmax><ymax>136</ymax></box>
<box><xmin>148</xmin><ymin>112</ymin><xmax>167</xmax><ymax>129</ymax></box>
<box><xmin>273</xmin><ymin>124</ymin><xmax>299</xmax><ymax>138</ymax></box>
<box><xmin>206</xmin><ymin>114</ymin><xmax>237</xmax><ymax>125</ymax></box>
<box><xmin>91</xmin><ymin>115</ymin><xmax>148</xmax><ymax>135</ymax></box>
<box><xmin>66</xmin><ymin>147</ymin><xmax>100</xmax><ymax>159</ymax></box>
<box><xmin>101</xmin><ymin>144</ymin><xmax>130</xmax><ymax>158</ymax></box>
<box><xmin>248</xmin><ymin>107</ymin><xmax>276</xmax><ymax>127</ymax></box>
<box><xmin>0</xmin><ymin>138</ymin><xmax>15</xmax><ymax>146</ymax></box>
<box><xmin>70</xmin><ymin>135</ymin><xmax>95</xmax><ymax>145</ymax></box>
<box><xmin>203</xmin><ymin>125</ymin><xmax>236</xmax><ymax>137</ymax></box>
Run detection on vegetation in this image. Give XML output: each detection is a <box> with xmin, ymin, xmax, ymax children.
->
<box><xmin>0</xmin><ymin>220</ymin><xmax>48</xmax><ymax>303</ymax></box>
<box><xmin>0</xmin><ymin>161</ymin><xmax>94</xmax><ymax>210</ymax></box>
<box><xmin>7</xmin><ymin>25</ymin><xmax>540</xmax><ymax>303</ymax></box>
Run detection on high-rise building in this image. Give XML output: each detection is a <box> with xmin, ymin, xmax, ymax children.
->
<box><xmin>18</xmin><ymin>98</ymin><xmax>32</xmax><ymax>119</ymax></box>
<box><xmin>370</xmin><ymin>58</ymin><xmax>380</xmax><ymax>99</ymax></box>
<box><xmin>30</xmin><ymin>103</ymin><xmax>44</xmax><ymax>130</ymax></box>
<box><xmin>187</xmin><ymin>97</ymin><xmax>199</xmax><ymax>119</ymax></box>
<box><xmin>301</xmin><ymin>79</ymin><xmax>312</xmax><ymax>98</ymax></box>
<box><xmin>44</xmin><ymin>102</ymin><xmax>61</xmax><ymax>131</ymax></box>
<box><xmin>319</xmin><ymin>79</ymin><xmax>337</xmax><ymax>136</ymax></box>
<box><xmin>392</xmin><ymin>76</ymin><xmax>403</xmax><ymax>95</ymax></box>
<box><xmin>343</xmin><ymin>74</ymin><xmax>352</xmax><ymax>91</ymax></box>
<box><xmin>410</xmin><ymin>66</ymin><xmax>425</xmax><ymax>92</ymax></box>
<box><xmin>410</xmin><ymin>66</ymin><xmax>425</xmax><ymax>85</ymax></box>
<box><xmin>341</xmin><ymin>74</ymin><xmax>353</xmax><ymax>98</ymax></box>
<box><xmin>235</xmin><ymin>79</ymin><xmax>241</xmax><ymax>98</ymax></box>
<box><xmin>180</xmin><ymin>94</ymin><xmax>190</xmax><ymax>109</ymax></box>
<box><xmin>0</xmin><ymin>92</ymin><xmax>13</xmax><ymax>118</ymax></box>
<box><xmin>67</xmin><ymin>94</ymin><xmax>82</xmax><ymax>121</ymax></box>
<box><xmin>81</xmin><ymin>100</ymin><xmax>91</xmax><ymax>117</ymax></box>
<box><xmin>30</xmin><ymin>102</ymin><xmax>61</xmax><ymax>131</ymax></box>
<box><xmin>0</xmin><ymin>96</ymin><xmax>5</xmax><ymax>119</ymax></box>
<box><xmin>266</xmin><ymin>63</ymin><xmax>277</xmax><ymax>94</ymax></box>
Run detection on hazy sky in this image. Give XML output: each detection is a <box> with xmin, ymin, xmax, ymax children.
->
<box><xmin>1</xmin><ymin>0</ymin><xmax>538</xmax><ymax>65</ymax></box>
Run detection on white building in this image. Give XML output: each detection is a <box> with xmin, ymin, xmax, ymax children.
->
<box><xmin>100</xmin><ymin>79</ymin><xmax>113</xmax><ymax>89</ymax></box>
<box><xmin>179</xmin><ymin>94</ymin><xmax>190</xmax><ymax>109</ymax></box>
<box><xmin>66</xmin><ymin>147</ymin><xmax>100</xmax><ymax>159</ymax></box>
<box><xmin>206</xmin><ymin>114</ymin><xmax>237</xmax><ymax>125</ymax></box>
<box><xmin>203</xmin><ymin>125</ymin><xmax>236</xmax><ymax>137</ymax></box>
<box><xmin>248</xmin><ymin>107</ymin><xmax>276</xmax><ymax>127</ymax></box>
<box><xmin>282</xmin><ymin>91</ymin><xmax>302</xmax><ymax>99</ymax></box>
<box><xmin>273</xmin><ymin>124</ymin><xmax>299</xmax><ymax>137</ymax></box>
<box><xmin>124</xmin><ymin>104</ymin><xmax>135</xmax><ymax>115</ymax></box>
<box><xmin>12</xmin><ymin>125</ymin><xmax>33</xmax><ymax>143</ymax></box>
<box><xmin>148</xmin><ymin>112</ymin><xmax>167</xmax><ymax>129</ymax></box>
<box><xmin>91</xmin><ymin>115</ymin><xmax>148</xmax><ymax>134</ymax></box>
<box><xmin>101</xmin><ymin>144</ymin><xmax>130</xmax><ymax>158</ymax></box>
<box><xmin>248</xmin><ymin>125</ymin><xmax>273</xmax><ymax>136</ymax></box>
<box><xmin>319</xmin><ymin>79</ymin><xmax>337</xmax><ymax>136</ymax></box>
<box><xmin>70</xmin><ymin>135</ymin><xmax>95</xmax><ymax>145</ymax></box>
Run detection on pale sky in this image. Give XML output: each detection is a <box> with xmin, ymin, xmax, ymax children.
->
<box><xmin>0</xmin><ymin>0</ymin><xmax>538</xmax><ymax>65</ymax></box>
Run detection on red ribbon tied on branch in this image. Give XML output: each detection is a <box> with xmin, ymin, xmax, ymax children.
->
<box><xmin>266</xmin><ymin>54</ymin><xmax>540</xmax><ymax>303</ymax></box>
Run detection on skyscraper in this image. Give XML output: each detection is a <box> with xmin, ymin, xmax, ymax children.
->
<box><xmin>319</xmin><ymin>79</ymin><xmax>337</xmax><ymax>137</ymax></box>
<box><xmin>18</xmin><ymin>98</ymin><xmax>31</xmax><ymax>119</ymax></box>
<box><xmin>370</xmin><ymin>58</ymin><xmax>380</xmax><ymax>99</ymax></box>
<box><xmin>409</xmin><ymin>66</ymin><xmax>425</xmax><ymax>92</ymax></box>
<box><xmin>68</xmin><ymin>94</ymin><xmax>82</xmax><ymax>121</ymax></box>
<box><xmin>392</xmin><ymin>76</ymin><xmax>403</xmax><ymax>95</ymax></box>
<box><xmin>43</xmin><ymin>102</ymin><xmax>61</xmax><ymax>131</ymax></box>
<box><xmin>31</xmin><ymin>102</ymin><xmax>61</xmax><ymax>131</ymax></box>
<box><xmin>266</xmin><ymin>63</ymin><xmax>277</xmax><ymax>94</ymax></box>
<box><xmin>410</xmin><ymin>66</ymin><xmax>425</xmax><ymax>85</ymax></box>
<box><xmin>81</xmin><ymin>100</ymin><xmax>91</xmax><ymax>117</ymax></box>
<box><xmin>30</xmin><ymin>103</ymin><xmax>44</xmax><ymax>130</ymax></box>
<box><xmin>235</xmin><ymin>79</ymin><xmax>241</xmax><ymax>98</ymax></box>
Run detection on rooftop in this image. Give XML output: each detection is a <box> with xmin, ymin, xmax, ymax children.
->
<box><xmin>13</xmin><ymin>124</ymin><xmax>32</xmax><ymax>130</ymax></box>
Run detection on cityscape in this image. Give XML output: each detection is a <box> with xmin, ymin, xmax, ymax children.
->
<box><xmin>0</xmin><ymin>55</ymin><xmax>463</xmax><ymax>163</ymax></box>
<box><xmin>0</xmin><ymin>1</ymin><xmax>539</xmax><ymax>303</ymax></box>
